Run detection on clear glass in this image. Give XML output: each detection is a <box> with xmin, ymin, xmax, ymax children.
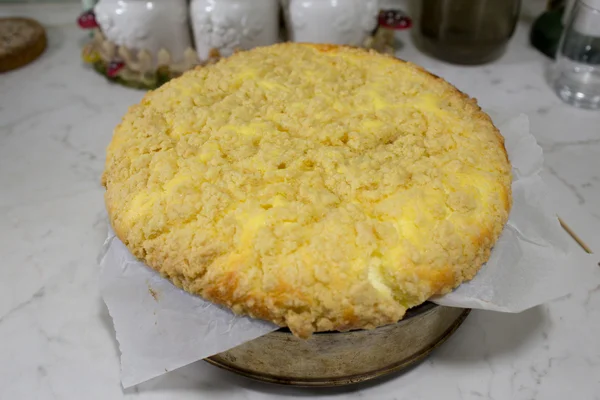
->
<box><xmin>552</xmin><ymin>0</ymin><xmax>600</xmax><ymax>109</ymax></box>
<box><xmin>413</xmin><ymin>0</ymin><xmax>522</xmax><ymax>65</ymax></box>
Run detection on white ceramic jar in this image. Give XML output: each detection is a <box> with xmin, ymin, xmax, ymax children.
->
<box><xmin>190</xmin><ymin>0</ymin><xmax>280</xmax><ymax>62</ymax></box>
<box><xmin>94</xmin><ymin>0</ymin><xmax>192</xmax><ymax>65</ymax></box>
<box><xmin>284</xmin><ymin>0</ymin><xmax>379</xmax><ymax>46</ymax></box>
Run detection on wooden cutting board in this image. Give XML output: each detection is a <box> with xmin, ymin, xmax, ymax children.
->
<box><xmin>0</xmin><ymin>17</ymin><xmax>47</xmax><ymax>73</ymax></box>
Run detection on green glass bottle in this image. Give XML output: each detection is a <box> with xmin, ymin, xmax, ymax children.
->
<box><xmin>530</xmin><ymin>0</ymin><xmax>573</xmax><ymax>58</ymax></box>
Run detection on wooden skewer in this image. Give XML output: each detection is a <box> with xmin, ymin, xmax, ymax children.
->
<box><xmin>558</xmin><ymin>217</ymin><xmax>593</xmax><ymax>254</ymax></box>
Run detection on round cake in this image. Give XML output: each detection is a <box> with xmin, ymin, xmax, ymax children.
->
<box><xmin>103</xmin><ymin>43</ymin><xmax>511</xmax><ymax>338</ymax></box>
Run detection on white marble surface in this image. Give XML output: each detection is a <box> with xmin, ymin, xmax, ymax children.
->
<box><xmin>0</xmin><ymin>3</ymin><xmax>599</xmax><ymax>400</ymax></box>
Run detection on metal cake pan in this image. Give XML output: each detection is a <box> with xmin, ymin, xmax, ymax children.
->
<box><xmin>205</xmin><ymin>303</ymin><xmax>469</xmax><ymax>386</ymax></box>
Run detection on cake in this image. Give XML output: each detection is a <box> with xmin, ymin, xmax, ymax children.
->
<box><xmin>103</xmin><ymin>43</ymin><xmax>512</xmax><ymax>338</ymax></box>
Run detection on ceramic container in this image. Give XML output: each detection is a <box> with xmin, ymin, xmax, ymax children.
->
<box><xmin>190</xmin><ymin>0</ymin><xmax>280</xmax><ymax>62</ymax></box>
<box><xmin>283</xmin><ymin>0</ymin><xmax>379</xmax><ymax>46</ymax></box>
<box><xmin>94</xmin><ymin>0</ymin><xmax>192</xmax><ymax>65</ymax></box>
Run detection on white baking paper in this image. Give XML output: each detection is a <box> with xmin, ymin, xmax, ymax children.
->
<box><xmin>99</xmin><ymin>236</ymin><xmax>278</xmax><ymax>388</ymax></box>
<box><xmin>99</xmin><ymin>114</ymin><xmax>600</xmax><ymax>388</ymax></box>
<box><xmin>430</xmin><ymin>114</ymin><xmax>599</xmax><ymax>310</ymax></box>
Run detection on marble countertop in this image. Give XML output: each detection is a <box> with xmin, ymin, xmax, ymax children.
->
<box><xmin>1</xmin><ymin>3</ymin><xmax>599</xmax><ymax>400</ymax></box>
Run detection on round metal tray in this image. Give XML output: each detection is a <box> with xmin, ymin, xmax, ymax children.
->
<box><xmin>205</xmin><ymin>303</ymin><xmax>470</xmax><ymax>386</ymax></box>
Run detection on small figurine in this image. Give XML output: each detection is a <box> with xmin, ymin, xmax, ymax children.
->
<box><xmin>77</xmin><ymin>10</ymin><xmax>99</xmax><ymax>29</ymax></box>
<box><xmin>378</xmin><ymin>9</ymin><xmax>412</xmax><ymax>30</ymax></box>
<box><xmin>364</xmin><ymin>9</ymin><xmax>412</xmax><ymax>55</ymax></box>
<box><xmin>106</xmin><ymin>60</ymin><xmax>124</xmax><ymax>78</ymax></box>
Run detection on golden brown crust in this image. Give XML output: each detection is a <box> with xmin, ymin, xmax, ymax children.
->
<box><xmin>103</xmin><ymin>43</ymin><xmax>512</xmax><ymax>338</ymax></box>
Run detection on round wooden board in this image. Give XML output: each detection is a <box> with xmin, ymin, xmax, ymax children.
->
<box><xmin>0</xmin><ymin>17</ymin><xmax>47</xmax><ymax>73</ymax></box>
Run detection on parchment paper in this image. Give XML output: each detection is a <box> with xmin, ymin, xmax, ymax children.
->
<box><xmin>99</xmin><ymin>114</ymin><xmax>600</xmax><ymax>388</ymax></box>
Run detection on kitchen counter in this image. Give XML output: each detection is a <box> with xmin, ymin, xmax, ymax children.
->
<box><xmin>1</xmin><ymin>3</ymin><xmax>599</xmax><ymax>400</ymax></box>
